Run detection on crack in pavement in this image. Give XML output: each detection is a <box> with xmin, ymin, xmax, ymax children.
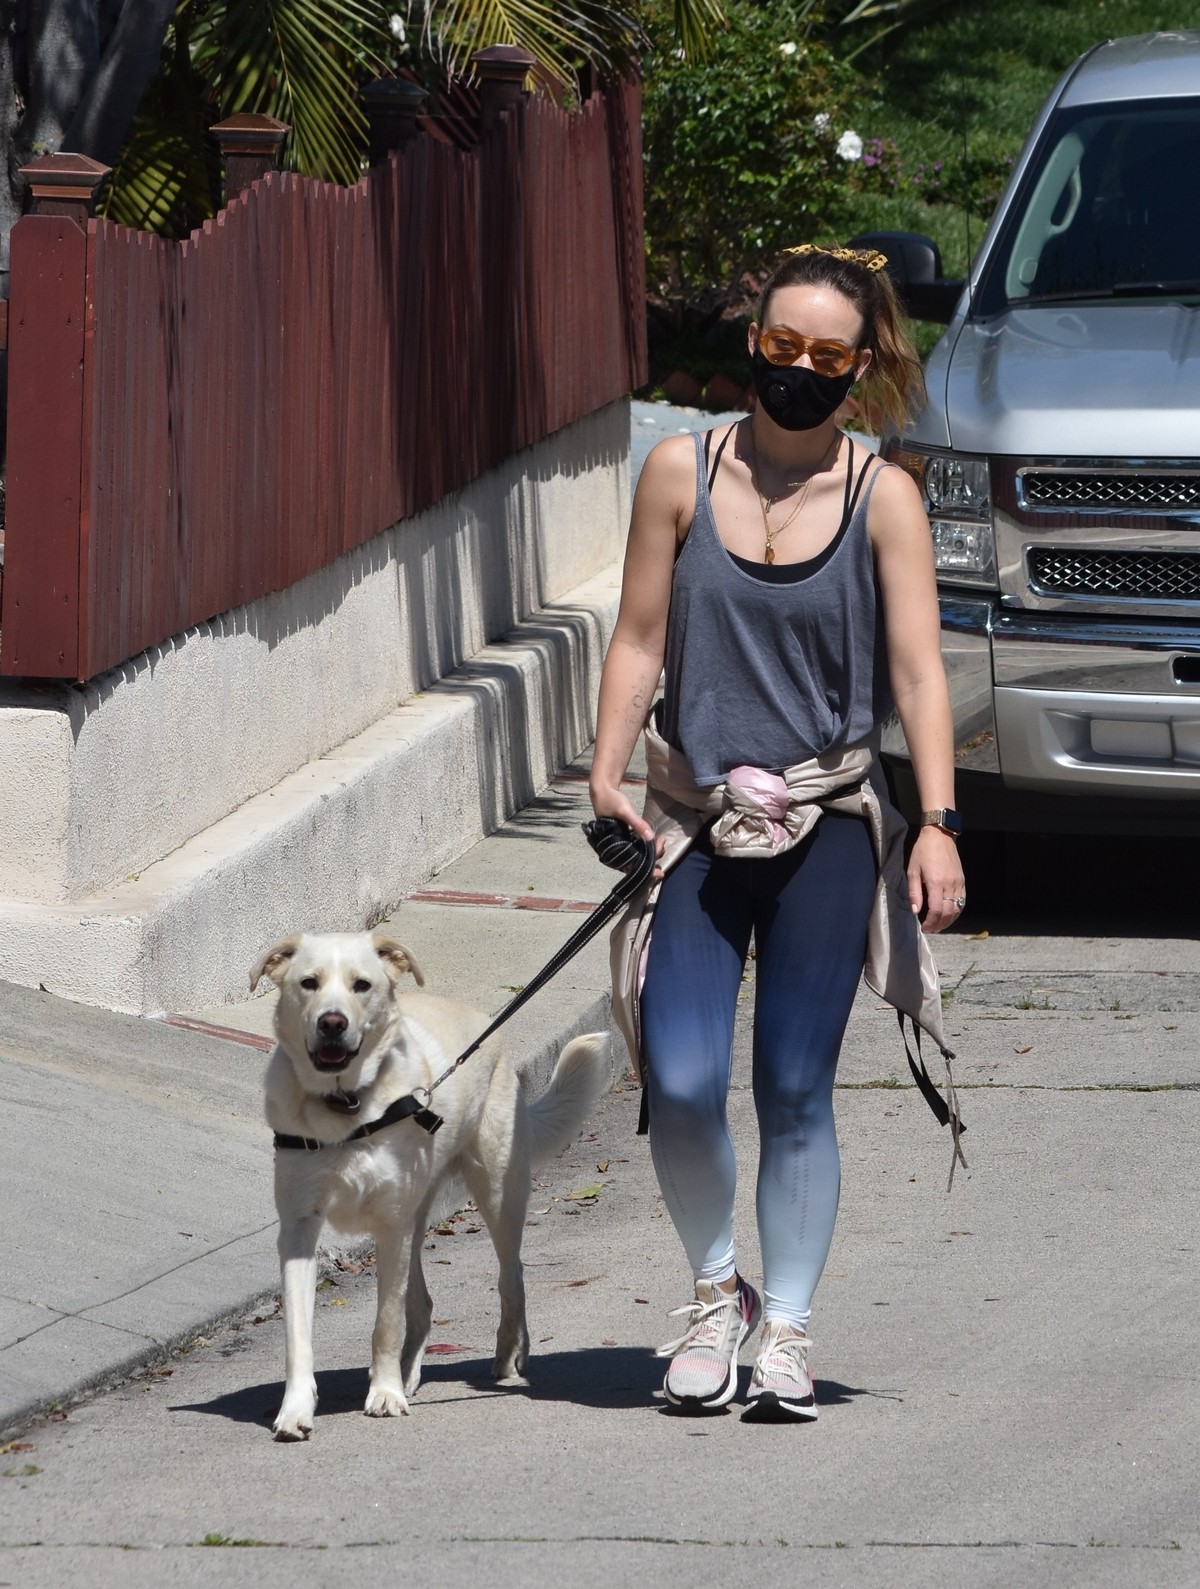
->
<box><xmin>0</xmin><ymin>1221</ymin><xmax>279</xmax><ymax>1357</ymax></box>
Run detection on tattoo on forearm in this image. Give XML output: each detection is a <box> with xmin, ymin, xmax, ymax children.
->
<box><xmin>622</xmin><ymin>688</ymin><xmax>648</xmax><ymax>734</ymax></box>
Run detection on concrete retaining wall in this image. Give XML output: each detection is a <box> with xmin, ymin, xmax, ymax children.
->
<box><xmin>0</xmin><ymin>401</ymin><xmax>628</xmax><ymax>1012</ymax></box>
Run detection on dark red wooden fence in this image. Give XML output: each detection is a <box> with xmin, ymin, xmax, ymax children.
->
<box><xmin>0</xmin><ymin>80</ymin><xmax>645</xmax><ymax>680</ymax></box>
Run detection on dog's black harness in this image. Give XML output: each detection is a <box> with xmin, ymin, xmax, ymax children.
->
<box><xmin>274</xmin><ymin>823</ymin><xmax>656</xmax><ymax>1153</ymax></box>
<box><xmin>273</xmin><ymin>1092</ymin><xmax>445</xmax><ymax>1152</ymax></box>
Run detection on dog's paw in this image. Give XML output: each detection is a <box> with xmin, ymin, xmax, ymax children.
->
<box><xmin>493</xmin><ymin>1369</ymin><xmax>530</xmax><ymax>1388</ymax></box>
<box><xmin>364</xmin><ymin>1383</ymin><xmax>410</xmax><ymax>1418</ymax></box>
<box><xmin>273</xmin><ymin>1411</ymin><xmax>314</xmax><ymax>1442</ymax></box>
<box><xmin>273</xmin><ymin>1384</ymin><xmax>317</xmax><ymax>1440</ymax></box>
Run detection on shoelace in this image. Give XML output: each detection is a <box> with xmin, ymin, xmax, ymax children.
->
<box><xmin>754</xmin><ymin>1330</ymin><xmax>812</xmax><ymax>1386</ymax></box>
<box><xmin>656</xmin><ymin>1293</ymin><xmax>741</xmax><ymax>1359</ymax></box>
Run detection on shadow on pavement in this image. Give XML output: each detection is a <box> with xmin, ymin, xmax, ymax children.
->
<box><xmin>173</xmin><ymin>1355</ymin><xmax>894</xmax><ymax>1427</ymax></box>
<box><xmin>950</xmin><ymin>831</ymin><xmax>1200</xmax><ymax>938</ymax></box>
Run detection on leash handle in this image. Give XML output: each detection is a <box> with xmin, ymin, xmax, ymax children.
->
<box><xmin>423</xmin><ymin>824</ymin><xmax>656</xmax><ymax>1097</ymax></box>
<box><xmin>582</xmin><ymin>815</ymin><xmax>650</xmax><ymax>872</ymax></box>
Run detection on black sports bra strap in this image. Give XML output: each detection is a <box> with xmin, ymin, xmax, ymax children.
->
<box><xmin>839</xmin><ymin>438</ymin><xmax>856</xmax><ymax>520</ymax></box>
<box><xmin>845</xmin><ymin>441</ymin><xmax>875</xmax><ymax>522</ymax></box>
<box><xmin>706</xmin><ymin>423</ymin><xmax>736</xmax><ymax>492</ymax></box>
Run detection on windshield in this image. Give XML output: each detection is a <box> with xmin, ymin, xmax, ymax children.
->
<box><xmin>974</xmin><ymin>96</ymin><xmax>1200</xmax><ymax>314</ymax></box>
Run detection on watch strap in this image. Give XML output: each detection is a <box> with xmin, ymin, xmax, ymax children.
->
<box><xmin>921</xmin><ymin>808</ymin><xmax>963</xmax><ymax>838</ymax></box>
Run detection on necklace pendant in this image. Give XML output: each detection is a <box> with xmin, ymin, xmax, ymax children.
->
<box><xmin>764</xmin><ymin>544</ymin><xmax>776</xmax><ymax>565</ymax></box>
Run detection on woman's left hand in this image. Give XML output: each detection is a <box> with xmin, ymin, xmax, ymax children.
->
<box><xmin>907</xmin><ymin>827</ymin><xmax>966</xmax><ymax>933</ymax></box>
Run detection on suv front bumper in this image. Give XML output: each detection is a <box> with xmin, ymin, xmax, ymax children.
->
<box><xmin>881</xmin><ymin>594</ymin><xmax>1200</xmax><ymax>803</ymax></box>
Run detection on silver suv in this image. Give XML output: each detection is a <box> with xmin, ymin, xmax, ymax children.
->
<box><xmin>862</xmin><ymin>31</ymin><xmax>1200</xmax><ymax>836</ymax></box>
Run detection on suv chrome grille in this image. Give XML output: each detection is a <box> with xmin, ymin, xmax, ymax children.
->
<box><xmin>1020</xmin><ymin>471</ymin><xmax>1200</xmax><ymax>512</ymax></box>
<box><xmin>1028</xmin><ymin>547</ymin><xmax>1200</xmax><ymax>601</ymax></box>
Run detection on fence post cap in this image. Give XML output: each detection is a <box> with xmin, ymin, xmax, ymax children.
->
<box><xmin>360</xmin><ymin>76</ymin><xmax>429</xmax><ymax>111</ymax></box>
<box><xmin>19</xmin><ymin>151</ymin><xmax>111</xmax><ymax>196</ymax></box>
<box><xmin>210</xmin><ymin>114</ymin><xmax>291</xmax><ymax>155</ymax></box>
<box><xmin>471</xmin><ymin>44</ymin><xmax>537</xmax><ymax>80</ymax></box>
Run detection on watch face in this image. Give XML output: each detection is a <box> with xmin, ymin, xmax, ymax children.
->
<box><xmin>940</xmin><ymin>809</ymin><xmax>963</xmax><ymax>836</ymax></box>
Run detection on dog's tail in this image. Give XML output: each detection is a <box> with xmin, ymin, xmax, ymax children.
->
<box><xmin>528</xmin><ymin>1033</ymin><xmax>611</xmax><ymax>1166</ymax></box>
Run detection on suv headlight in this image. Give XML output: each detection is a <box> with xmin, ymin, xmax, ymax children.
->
<box><xmin>885</xmin><ymin>444</ymin><xmax>997</xmax><ymax>588</ymax></box>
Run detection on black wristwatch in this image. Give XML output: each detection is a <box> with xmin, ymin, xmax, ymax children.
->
<box><xmin>920</xmin><ymin>808</ymin><xmax>963</xmax><ymax>839</ymax></box>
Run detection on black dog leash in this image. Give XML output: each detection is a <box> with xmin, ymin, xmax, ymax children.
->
<box><xmin>274</xmin><ymin>819</ymin><xmax>656</xmax><ymax>1152</ymax></box>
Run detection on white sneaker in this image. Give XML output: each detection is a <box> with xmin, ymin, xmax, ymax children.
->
<box><xmin>657</xmin><ymin>1276</ymin><xmax>762</xmax><ymax>1412</ymax></box>
<box><xmin>742</xmin><ymin>1321</ymin><xmax>818</xmax><ymax>1422</ymax></box>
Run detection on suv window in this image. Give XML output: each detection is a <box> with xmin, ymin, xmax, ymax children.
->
<box><xmin>974</xmin><ymin>96</ymin><xmax>1200</xmax><ymax>314</ymax></box>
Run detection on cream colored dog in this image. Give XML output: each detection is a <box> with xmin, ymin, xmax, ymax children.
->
<box><xmin>252</xmin><ymin>930</ymin><xmax>610</xmax><ymax>1442</ymax></box>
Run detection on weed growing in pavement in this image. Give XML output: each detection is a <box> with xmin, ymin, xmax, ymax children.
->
<box><xmin>197</xmin><ymin>1533</ymin><xmax>279</xmax><ymax>1547</ymax></box>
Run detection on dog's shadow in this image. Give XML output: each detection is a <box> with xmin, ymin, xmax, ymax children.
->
<box><xmin>172</xmin><ymin>1353</ymin><xmax>881</xmax><ymax>1428</ymax></box>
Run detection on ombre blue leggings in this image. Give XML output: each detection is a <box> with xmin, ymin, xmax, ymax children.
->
<box><xmin>640</xmin><ymin>811</ymin><xmax>877</xmax><ymax>1330</ymax></box>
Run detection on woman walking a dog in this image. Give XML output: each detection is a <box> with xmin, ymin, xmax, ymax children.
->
<box><xmin>589</xmin><ymin>243</ymin><xmax>965</xmax><ymax>1421</ymax></box>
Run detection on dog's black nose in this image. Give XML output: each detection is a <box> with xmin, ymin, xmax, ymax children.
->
<box><xmin>317</xmin><ymin>1011</ymin><xmax>348</xmax><ymax>1037</ymax></box>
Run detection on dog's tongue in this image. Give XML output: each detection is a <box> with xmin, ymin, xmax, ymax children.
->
<box><xmin>318</xmin><ymin>1043</ymin><xmax>346</xmax><ymax>1064</ymax></box>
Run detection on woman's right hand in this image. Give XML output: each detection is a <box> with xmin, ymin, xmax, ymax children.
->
<box><xmin>587</xmin><ymin>781</ymin><xmax>664</xmax><ymax>879</ymax></box>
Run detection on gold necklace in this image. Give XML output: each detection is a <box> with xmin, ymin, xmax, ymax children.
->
<box><xmin>757</xmin><ymin>480</ymin><xmax>813</xmax><ymax>564</ymax></box>
<box><xmin>750</xmin><ymin>433</ymin><xmax>840</xmax><ymax>565</ymax></box>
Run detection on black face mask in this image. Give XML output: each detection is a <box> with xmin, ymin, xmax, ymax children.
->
<box><xmin>751</xmin><ymin>348</ymin><xmax>855</xmax><ymax>431</ymax></box>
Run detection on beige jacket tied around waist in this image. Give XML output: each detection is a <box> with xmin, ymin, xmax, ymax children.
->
<box><xmin>609</xmin><ymin>710</ymin><xmax>967</xmax><ymax>1185</ymax></box>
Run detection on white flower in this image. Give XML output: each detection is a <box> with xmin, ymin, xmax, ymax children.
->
<box><xmin>836</xmin><ymin>130</ymin><xmax>864</xmax><ymax>162</ymax></box>
<box><xmin>812</xmin><ymin>111</ymin><xmax>831</xmax><ymax>134</ymax></box>
<box><xmin>778</xmin><ymin>41</ymin><xmax>798</xmax><ymax>57</ymax></box>
<box><xmin>388</xmin><ymin>12</ymin><xmax>406</xmax><ymax>41</ymax></box>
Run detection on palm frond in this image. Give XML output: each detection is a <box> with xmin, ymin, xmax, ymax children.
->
<box><xmin>194</xmin><ymin>0</ymin><xmax>388</xmax><ymax>183</ymax></box>
<box><xmin>405</xmin><ymin>0</ymin><xmax>643</xmax><ymax>85</ymax></box>
<box><xmin>103</xmin><ymin>116</ymin><xmax>218</xmax><ymax>232</ymax></box>
<box><xmin>838</xmin><ymin>0</ymin><xmax>956</xmax><ymax>20</ymax></box>
<box><xmin>672</xmin><ymin>0</ymin><xmax>725</xmax><ymax>61</ymax></box>
<box><xmin>836</xmin><ymin>0</ymin><xmax>959</xmax><ymax>58</ymax></box>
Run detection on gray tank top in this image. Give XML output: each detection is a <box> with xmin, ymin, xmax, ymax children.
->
<box><xmin>659</xmin><ymin>430</ymin><xmax>895</xmax><ymax>786</ymax></box>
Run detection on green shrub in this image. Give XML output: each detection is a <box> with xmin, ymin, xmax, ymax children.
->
<box><xmin>642</xmin><ymin>0</ymin><xmax>867</xmax><ymax>308</ymax></box>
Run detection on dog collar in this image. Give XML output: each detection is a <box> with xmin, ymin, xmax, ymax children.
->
<box><xmin>274</xmin><ymin>1092</ymin><xmax>443</xmax><ymax>1152</ymax></box>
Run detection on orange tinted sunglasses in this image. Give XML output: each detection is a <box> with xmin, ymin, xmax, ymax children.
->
<box><xmin>758</xmin><ymin>326</ymin><xmax>858</xmax><ymax>377</ymax></box>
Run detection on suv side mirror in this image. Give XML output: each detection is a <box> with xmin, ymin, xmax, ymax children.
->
<box><xmin>847</xmin><ymin>230</ymin><xmax>965</xmax><ymax>324</ymax></box>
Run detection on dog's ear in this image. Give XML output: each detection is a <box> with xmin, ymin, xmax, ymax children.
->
<box><xmin>250</xmin><ymin>934</ymin><xmax>303</xmax><ymax>990</ymax></box>
<box><xmin>371</xmin><ymin>934</ymin><xmax>425</xmax><ymax>987</ymax></box>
